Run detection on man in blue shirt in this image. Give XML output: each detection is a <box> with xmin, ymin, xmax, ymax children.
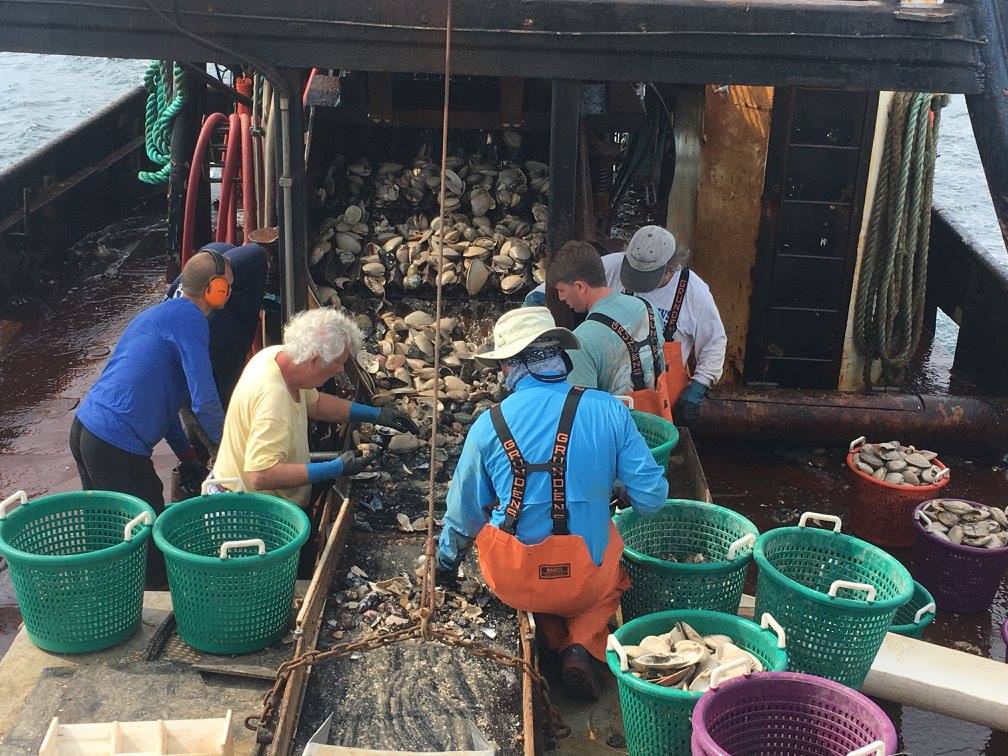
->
<box><xmin>70</xmin><ymin>250</ymin><xmax>231</xmax><ymax>586</ymax></box>
<box><xmin>166</xmin><ymin>241</ymin><xmax>268</xmax><ymax>463</ymax></box>
<box><xmin>436</xmin><ymin>307</ymin><xmax>668</xmax><ymax>699</ymax></box>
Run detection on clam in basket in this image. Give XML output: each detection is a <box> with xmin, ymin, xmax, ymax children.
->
<box><xmin>614</xmin><ymin>500</ymin><xmax>759</xmax><ymax>621</ymax></box>
<box><xmin>153</xmin><ymin>479</ymin><xmax>310</xmax><ymax>654</ymax></box>
<box><xmin>846</xmin><ymin>436</ymin><xmax>950</xmax><ymax>548</ymax></box>
<box><xmin>753</xmin><ymin>512</ymin><xmax>913</xmax><ymax>688</ymax></box>
<box><xmin>913</xmin><ymin>499</ymin><xmax>1008</xmax><ymax>614</ymax></box>
<box><xmin>605</xmin><ymin>609</ymin><xmax>788</xmax><ymax>756</ymax></box>
<box><xmin>0</xmin><ymin>489</ymin><xmax>155</xmax><ymax>653</ymax></box>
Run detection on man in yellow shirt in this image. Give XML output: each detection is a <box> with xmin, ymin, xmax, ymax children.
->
<box><xmin>211</xmin><ymin>308</ymin><xmax>418</xmax><ymax>505</ymax></box>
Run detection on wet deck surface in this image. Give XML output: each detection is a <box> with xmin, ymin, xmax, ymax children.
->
<box><xmin>1</xmin><ymin>228</ymin><xmax>1007</xmax><ymax>753</ymax></box>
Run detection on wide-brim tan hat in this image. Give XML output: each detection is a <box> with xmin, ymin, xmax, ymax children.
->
<box><xmin>474</xmin><ymin>306</ymin><xmax>580</xmax><ymax>368</ymax></box>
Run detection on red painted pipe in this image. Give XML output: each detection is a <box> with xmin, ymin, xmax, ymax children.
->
<box><xmin>234</xmin><ymin>76</ymin><xmax>253</xmax><ymax>117</ymax></box>
<box><xmin>302</xmin><ymin>67</ymin><xmax>318</xmax><ymax>108</ymax></box>
<box><xmin>216</xmin><ymin>113</ymin><xmax>241</xmax><ymax>244</ymax></box>
<box><xmin>181</xmin><ymin>111</ymin><xmax>228</xmax><ymax>266</ymax></box>
<box><xmin>239</xmin><ymin>112</ymin><xmax>257</xmax><ymax>242</ymax></box>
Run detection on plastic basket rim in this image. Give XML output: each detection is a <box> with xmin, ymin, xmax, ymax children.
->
<box><xmin>846</xmin><ymin>447</ymin><xmax>949</xmax><ymax>493</ymax></box>
<box><xmin>912</xmin><ymin>499</ymin><xmax>1008</xmax><ymax>555</ymax></box>
<box><xmin>614</xmin><ymin>499</ymin><xmax>760</xmax><ymax>574</ymax></box>
<box><xmin>890</xmin><ymin>580</ymin><xmax>936</xmax><ymax>635</ymax></box>
<box><xmin>753</xmin><ymin>526</ymin><xmax>913</xmax><ymax>612</ymax></box>
<box><xmin>628</xmin><ymin>409</ymin><xmax>679</xmax><ymax>453</ymax></box>
<box><xmin>690</xmin><ymin>670</ymin><xmax>898</xmax><ymax>756</ymax></box>
<box><xmin>0</xmin><ymin>490</ymin><xmax>155</xmax><ymax>567</ymax></box>
<box><xmin>152</xmin><ymin>491</ymin><xmax>310</xmax><ymax>566</ymax></box>
<box><xmin>605</xmin><ymin>608</ymin><xmax>788</xmax><ymax>701</ymax></box>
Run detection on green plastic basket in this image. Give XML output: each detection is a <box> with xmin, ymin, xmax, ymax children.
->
<box><xmin>890</xmin><ymin>580</ymin><xmax>936</xmax><ymax>639</ymax></box>
<box><xmin>153</xmin><ymin>489</ymin><xmax>310</xmax><ymax>654</ymax></box>
<box><xmin>606</xmin><ymin>609</ymin><xmax>789</xmax><ymax>756</ymax></box>
<box><xmin>753</xmin><ymin>512</ymin><xmax>913</xmax><ymax>688</ymax></box>
<box><xmin>614</xmin><ymin>500</ymin><xmax>759</xmax><ymax>621</ymax></box>
<box><xmin>0</xmin><ymin>489</ymin><xmax>155</xmax><ymax>653</ymax></box>
<box><xmin>630</xmin><ymin>410</ymin><xmax>679</xmax><ymax>468</ymax></box>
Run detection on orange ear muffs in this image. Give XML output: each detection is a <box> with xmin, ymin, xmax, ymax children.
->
<box><xmin>204</xmin><ymin>249</ymin><xmax>231</xmax><ymax>307</ymax></box>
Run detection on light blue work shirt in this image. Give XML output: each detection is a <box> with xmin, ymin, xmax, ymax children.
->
<box><xmin>437</xmin><ymin>375</ymin><xmax>669</xmax><ymax>570</ymax></box>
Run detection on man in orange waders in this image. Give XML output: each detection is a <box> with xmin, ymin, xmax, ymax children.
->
<box><xmin>436</xmin><ymin>307</ymin><xmax>669</xmax><ymax>699</ymax></box>
<box><xmin>545</xmin><ymin>241</ymin><xmax>672</xmax><ymax>420</ymax></box>
<box><xmin>526</xmin><ymin>226</ymin><xmax>727</xmax><ymax>425</ymax></box>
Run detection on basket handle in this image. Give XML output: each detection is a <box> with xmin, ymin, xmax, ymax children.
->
<box><xmin>934</xmin><ymin>467</ymin><xmax>951</xmax><ymax>482</ymax></box>
<box><xmin>849</xmin><ymin>436</ymin><xmax>866</xmax><ymax>452</ymax></box>
<box><xmin>915</xmin><ymin>509</ymin><xmax>933</xmax><ymax>526</ymax></box>
<box><xmin>727</xmin><ymin>533</ymin><xmax>756</xmax><ymax>560</ymax></box>
<box><xmin>829</xmin><ymin>579</ymin><xmax>877</xmax><ymax>602</ymax></box>
<box><xmin>709</xmin><ymin>657</ymin><xmax>753</xmax><ymax>688</ymax></box>
<box><xmin>847</xmin><ymin>741</ymin><xmax>886</xmax><ymax>756</ymax></box>
<box><xmin>760</xmin><ymin>612</ymin><xmax>787</xmax><ymax>649</ymax></box>
<box><xmin>0</xmin><ymin>490</ymin><xmax>28</xmax><ymax>519</ymax></box>
<box><xmin>219</xmin><ymin>538</ymin><xmax>266</xmax><ymax>559</ymax></box>
<box><xmin>201</xmin><ymin>476</ymin><xmax>246</xmax><ymax>495</ymax></box>
<box><xmin>914</xmin><ymin>601</ymin><xmax>937</xmax><ymax>624</ymax></box>
<box><xmin>798</xmin><ymin>512</ymin><xmax>842</xmax><ymax>533</ymax></box>
<box><xmin>606</xmin><ymin>634</ymin><xmax>629</xmax><ymax>672</ymax></box>
<box><xmin>123</xmin><ymin>512</ymin><xmax>153</xmax><ymax>540</ymax></box>
<box><xmin>615</xmin><ymin>395</ymin><xmax>635</xmax><ymax>410</ymax></box>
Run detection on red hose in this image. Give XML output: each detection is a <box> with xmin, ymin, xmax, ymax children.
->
<box><xmin>181</xmin><ymin>112</ymin><xmax>228</xmax><ymax>266</ymax></box>
<box><xmin>235</xmin><ymin>77</ymin><xmax>253</xmax><ymax>117</ymax></box>
<box><xmin>239</xmin><ymin>112</ymin><xmax>257</xmax><ymax>242</ymax></box>
<box><xmin>302</xmin><ymin>67</ymin><xmax>318</xmax><ymax>109</ymax></box>
<box><xmin>216</xmin><ymin>113</ymin><xmax>241</xmax><ymax>244</ymax></box>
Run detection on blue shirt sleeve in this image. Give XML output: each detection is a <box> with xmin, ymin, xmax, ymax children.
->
<box><xmin>437</xmin><ymin>416</ymin><xmax>497</xmax><ymax>570</ymax></box>
<box><xmin>522</xmin><ymin>289</ymin><xmax>546</xmax><ymax>307</ymax></box>
<box><xmin>168</xmin><ymin>310</ymin><xmax>226</xmax><ymax>445</ymax></box>
<box><xmin>615</xmin><ymin>404</ymin><xmax>669</xmax><ymax>515</ymax></box>
<box><xmin>164</xmin><ymin>410</ymin><xmax>191</xmax><ymax>458</ymax></box>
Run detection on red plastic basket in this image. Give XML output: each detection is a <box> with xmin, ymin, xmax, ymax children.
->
<box><xmin>846</xmin><ymin>438</ymin><xmax>950</xmax><ymax>548</ymax></box>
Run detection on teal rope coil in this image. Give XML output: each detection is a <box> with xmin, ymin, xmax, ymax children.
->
<box><xmin>139</xmin><ymin>61</ymin><xmax>187</xmax><ymax>185</ymax></box>
<box><xmin>853</xmin><ymin>92</ymin><xmax>946</xmax><ymax>387</ymax></box>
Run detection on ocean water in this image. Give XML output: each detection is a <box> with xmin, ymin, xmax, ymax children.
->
<box><xmin>0</xmin><ymin>54</ymin><xmax>1004</xmax><ymax>261</ymax></box>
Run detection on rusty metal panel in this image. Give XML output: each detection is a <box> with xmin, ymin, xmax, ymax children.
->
<box><xmin>691</xmin><ymin>85</ymin><xmax>774</xmax><ymax>385</ymax></box>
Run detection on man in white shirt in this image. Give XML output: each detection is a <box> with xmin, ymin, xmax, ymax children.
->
<box><xmin>526</xmin><ymin>225</ymin><xmax>727</xmax><ymax>424</ymax></box>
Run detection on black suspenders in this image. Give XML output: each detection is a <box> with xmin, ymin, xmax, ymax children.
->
<box><xmin>586</xmin><ymin>300</ymin><xmax>662</xmax><ymax>391</ymax></box>
<box><xmin>664</xmin><ymin>268</ymin><xmax>690</xmax><ymax>342</ymax></box>
<box><xmin>489</xmin><ymin>386</ymin><xmax>586</xmax><ymax>536</ymax></box>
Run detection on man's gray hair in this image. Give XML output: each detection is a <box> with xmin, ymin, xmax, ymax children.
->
<box><xmin>283</xmin><ymin>308</ymin><xmax>363</xmax><ymax>365</ymax></box>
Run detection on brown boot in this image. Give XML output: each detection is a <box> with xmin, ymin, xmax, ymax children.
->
<box><xmin>560</xmin><ymin>644</ymin><xmax>601</xmax><ymax>700</ymax></box>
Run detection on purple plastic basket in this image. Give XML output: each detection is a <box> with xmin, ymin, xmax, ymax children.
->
<box><xmin>691</xmin><ymin>671</ymin><xmax>897</xmax><ymax>756</ymax></box>
<box><xmin>913</xmin><ymin>500</ymin><xmax>1008</xmax><ymax>614</ymax></box>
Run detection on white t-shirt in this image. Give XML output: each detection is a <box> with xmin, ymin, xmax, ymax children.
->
<box><xmin>532</xmin><ymin>252</ymin><xmax>727</xmax><ymax>385</ymax></box>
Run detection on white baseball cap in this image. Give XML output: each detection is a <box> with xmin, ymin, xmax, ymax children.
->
<box><xmin>474</xmin><ymin>307</ymin><xmax>579</xmax><ymax>368</ymax></box>
<box><xmin>620</xmin><ymin>225</ymin><xmax>678</xmax><ymax>293</ymax></box>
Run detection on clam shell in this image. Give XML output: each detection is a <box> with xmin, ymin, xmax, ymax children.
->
<box><xmin>335</xmin><ymin>232</ymin><xmax>362</xmax><ymax>254</ymax></box>
<box><xmin>388</xmin><ymin>433</ymin><xmax>422</xmax><ymax>453</ymax></box>
<box><xmin>404</xmin><ymin>311</ymin><xmax>436</xmax><ymax>328</ymax></box>
<box><xmin>639</xmin><ymin>635</ymin><xmax>671</xmax><ymax>654</ymax></box>
<box><xmin>343</xmin><ymin>204</ymin><xmax>363</xmax><ymax>224</ymax></box>
<box><xmin>362</xmin><ymin>262</ymin><xmax>386</xmax><ymax>277</ymax></box>
<box><xmin>501</xmin><ymin>274</ymin><xmax>526</xmax><ymax>293</ymax></box>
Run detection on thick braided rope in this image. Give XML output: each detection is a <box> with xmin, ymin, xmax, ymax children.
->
<box><xmin>139</xmin><ymin>61</ymin><xmax>187</xmax><ymax>185</ymax></box>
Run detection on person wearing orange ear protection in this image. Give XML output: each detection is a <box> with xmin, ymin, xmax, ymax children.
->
<box><xmin>70</xmin><ymin>250</ymin><xmax>231</xmax><ymax>587</ymax></box>
<box><xmin>166</xmin><ymin>242</ymin><xmax>268</xmax><ymax>476</ymax></box>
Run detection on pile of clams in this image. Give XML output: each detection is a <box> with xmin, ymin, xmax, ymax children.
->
<box><xmin>613</xmin><ymin>621</ymin><xmax>763</xmax><ymax>693</ymax></box>
<box><xmin>851</xmin><ymin>438</ymin><xmax>947</xmax><ymax>486</ymax></box>
<box><xmin>917</xmin><ymin>499</ymin><xmax>1008</xmax><ymax>549</ymax></box>
<box><xmin>310</xmin><ymin>135</ymin><xmax>549</xmax><ymax>305</ymax></box>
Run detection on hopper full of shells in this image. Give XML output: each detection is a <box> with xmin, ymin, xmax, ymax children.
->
<box><xmin>309</xmin><ymin>142</ymin><xmax>549</xmax><ymax>306</ymax></box>
<box><xmin>916</xmin><ymin>499</ymin><xmax>1008</xmax><ymax>550</ymax></box>
<box><xmin>849</xmin><ymin>437</ymin><xmax>949</xmax><ymax>487</ymax></box>
<box><xmin>607</xmin><ymin>620</ymin><xmax>771</xmax><ymax>694</ymax></box>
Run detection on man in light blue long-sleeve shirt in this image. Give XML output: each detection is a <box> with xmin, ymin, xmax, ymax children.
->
<box><xmin>71</xmin><ymin>251</ymin><xmax>231</xmax><ymax>586</ymax></box>
<box><xmin>436</xmin><ymin>307</ymin><xmax>668</xmax><ymax>699</ymax></box>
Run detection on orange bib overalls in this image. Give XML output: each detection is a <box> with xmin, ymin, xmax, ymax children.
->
<box><xmin>474</xmin><ymin>386</ymin><xmax>630</xmax><ymax>661</ymax></box>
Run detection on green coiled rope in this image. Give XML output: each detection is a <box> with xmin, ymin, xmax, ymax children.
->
<box><xmin>139</xmin><ymin>61</ymin><xmax>187</xmax><ymax>185</ymax></box>
<box><xmin>853</xmin><ymin>92</ymin><xmax>947</xmax><ymax>388</ymax></box>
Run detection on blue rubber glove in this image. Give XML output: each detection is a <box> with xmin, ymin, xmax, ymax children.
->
<box><xmin>306</xmin><ymin>450</ymin><xmax>375</xmax><ymax>483</ymax></box>
<box><xmin>522</xmin><ymin>290</ymin><xmax>546</xmax><ymax>307</ymax></box>
<box><xmin>673</xmin><ymin>379</ymin><xmax>707</xmax><ymax>425</ymax></box>
<box><xmin>348</xmin><ymin>402</ymin><xmax>381</xmax><ymax>423</ymax></box>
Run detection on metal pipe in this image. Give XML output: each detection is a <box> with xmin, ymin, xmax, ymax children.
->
<box><xmin>695</xmin><ymin>387</ymin><xmax>1008</xmax><ymax>455</ymax></box>
<box><xmin>263</xmin><ymin>81</ymin><xmax>277</xmax><ymax>228</ymax></box>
